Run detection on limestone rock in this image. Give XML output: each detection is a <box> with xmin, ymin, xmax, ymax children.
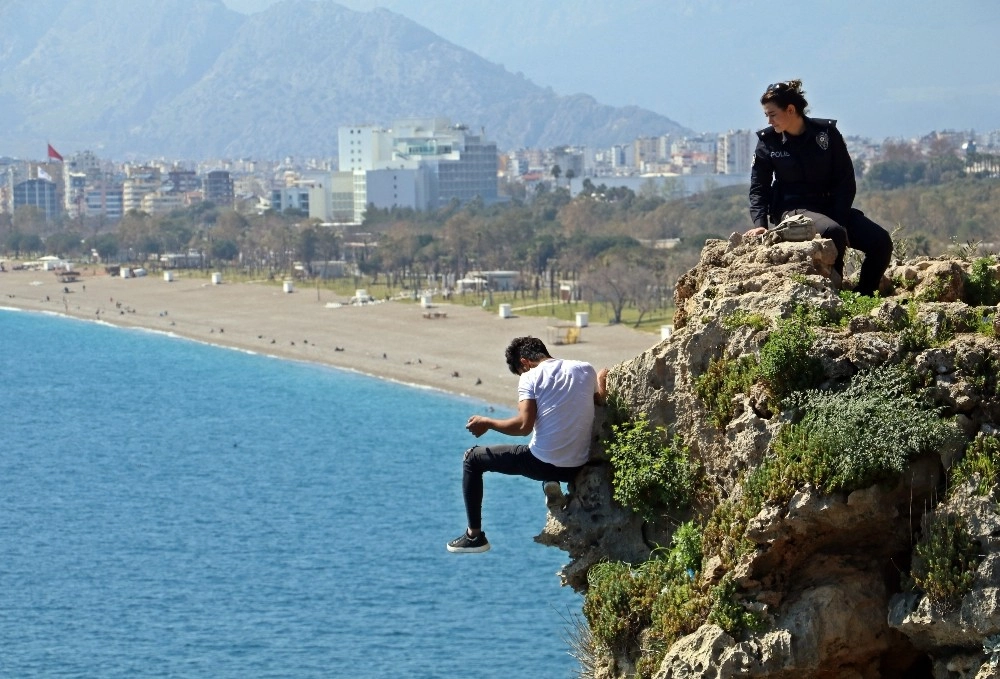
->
<box><xmin>539</xmin><ymin>240</ymin><xmax>1000</xmax><ymax>677</ymax></box>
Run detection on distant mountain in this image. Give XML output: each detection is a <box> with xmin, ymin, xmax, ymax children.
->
<box><xmin>0</xmin><ymin>0</ymin><xmax>689</xmax><ymax>160</ymax></box>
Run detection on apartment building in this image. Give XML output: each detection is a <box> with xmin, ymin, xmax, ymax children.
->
<box><xmin>716</xmin><ymin>130</ymin><xmax>755</xmax><ymax>175</ymax></box>
<box><xmin>204</xmin><ymin>170</ymin><xmax>235</xmax><ymax>208</ymax></box>
<box><xmin>122</xmin><ymin>166</ymin><xmax>161</xmax><ymax>213</ymax></box>
<box><xmin>13</xmin><ymin>178</ymin><xmax>59</xmax><ymax>220</ymax></box>
<box><xmin>337</xmin><ymin>118</ymin><xmax>498</xmax><ymax>220</ymax></box>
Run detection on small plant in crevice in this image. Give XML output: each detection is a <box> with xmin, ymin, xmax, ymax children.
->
<box><xmin>758</xmin><ymin>309</ymin><xmax>824</xmax><ymax>403</ymax></box>
<box><xmin>911</xmin><ymin>511</ymin><xmax>982</xmax><ymax>610</ymax></box>
<box><xmin>831</xmin><ymin>290</ymin><xmax>882</xmax><ymax>327</ymax></box>
<box><xmin>694</xmin><ymin>353</ymin><xmax>758</xmax><ymax>429</ymax></box>
<box><xmin>966</xmin><ymin>255</ymin><xmax>1000</xmax><ymax>306</ymax></box>
<box><xmin>603</xmin><ymin>389</ymin><xmax>632</xmax><ymax>430</ymax></box>
<box><xmin>969</xmin><ymin>353</ymin><xmax>1000</xmax><ymax>399</ymax></box>
<box><xmin>950</xmin><ymin>433</ymin><xmax>1000</xmax><ymax>499</ymax></box>
<box><xmin>890</xmin><ymin>222</ymin><xmax>912</xmax><ymax>261</ymax></box>
<box><xmin>898</xmin><ymin>299</ymin><xmax>952</xmax><ymax>352</ymax></box>
<box><xmin>722</xmin><ymin>309</ymin><xmax>770</xmax><ymax>333</ymax></box>
<box><xmin>951</xmin><ymin>237</ymin><xmax>985</xmax><ymax>262</ymax></box>
<box><xmin>605</xmin><ymin>415</ymin><xmax>696</xmax><ymax>520</ymax></box>
<box><xmin>915</xmin><ymin>274</ymin><xmax>950</xmax><ymax>303</ymax></box>
<box><xmin>707</xmin><ymin>574</ymin><xmax>766</xmax><ymax>636</ymax></box>
<box><xmin>892</xmin><ymin>274</ymin><xmax>919</xmax><ymax>292</ymax></box>
<box><xmin>695</xmin><ymin>307</ymin><xmax>826</xmax><ymax>430</ymax></box>
<box><xmin>701</xmin><ymin>495</ymin><xmax>756</xmax><ymax>572</ymax></box>
<box><xmin>971</xmin><ymin>307</ymin><xmax>997</xmax><ymax>337</ymax></box>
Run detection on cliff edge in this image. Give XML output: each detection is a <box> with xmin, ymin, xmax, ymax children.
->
<box><xmin>538</xmin><ymin>233</ymin><xmax>1000</xmax><ymax>679</ymax></box>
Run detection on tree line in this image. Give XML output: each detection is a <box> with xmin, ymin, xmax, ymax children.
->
<box><xmin>3</xmin><ymin>159</ymin><xmax>998</xmax><ymax>324</ymax></box>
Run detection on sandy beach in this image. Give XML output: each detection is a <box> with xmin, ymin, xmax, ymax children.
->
<box><xmin>0</xmin><ymin>267</ymin><xmax>661</xmax><ymax>406</ymax></box>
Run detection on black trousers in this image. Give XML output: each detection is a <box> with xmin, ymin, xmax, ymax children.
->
<box><xmin>461</xmin><ymin>444</ymin><xmax>584</xmax><ymax>530</ymax></box>
<box><xmin>784</xmin><ymin>208</ymin><xmax>893</xmax><ymax>296</ymax></box>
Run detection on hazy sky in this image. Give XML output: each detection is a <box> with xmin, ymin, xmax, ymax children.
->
<box><xmin>223</xmin><ymin>0</ymin><xmax>999</xmax><ymax>140</ymax></box>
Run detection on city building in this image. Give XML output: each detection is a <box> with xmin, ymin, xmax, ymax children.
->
<box><xmin>204</xmin><ymin>170</ymin><xmax>235</xmax><ymax>208</ymax></box>
<box><xmin>122</xmin><ymin>166</ymin><xmax>161</xmax><ymax>213</ymax></box>
<box><xmin>13</xmin><ymin>178</ymin><xmax>59</xmax><ymax>220</ymax></box>
<box><xmin>338</xmin><ymin>118</ymin><xmax>499</xmax><ymax>220</ymax></box>
<box><xmin>140</xmin><ymin>191</ymin><xmax>187</xmax><ymax>215</ymax></box>
<box><xmin>716</xmin><ymin>130</ymin><xmax>755</xmax><ymax>175</ymax></box>
<box><xmin>166</xmin><ymin>169</ymin><xmax>200</xmax><ymax>194</ymax></box>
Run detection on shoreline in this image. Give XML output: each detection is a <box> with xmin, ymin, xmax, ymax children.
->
<box><xmin>0</xmin><ymin>268</ymin><xmax>661</xmax><ymax>406</ymax></box>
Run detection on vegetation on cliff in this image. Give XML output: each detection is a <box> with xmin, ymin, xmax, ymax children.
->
<box><xmin>547</xmin><ymin>234</ymin><xmax>1000</xmax><ymax>678</ymax></box>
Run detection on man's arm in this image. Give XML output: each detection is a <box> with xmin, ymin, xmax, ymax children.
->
<box><xmin>466</xmin><ymin>398</ymin><xmax>537</xmax><ymax>438</ymax></box>
<box><xmin>594</xmin><ymin>367</ymin><xmax>609</xmax><ymax>406</ymax></box>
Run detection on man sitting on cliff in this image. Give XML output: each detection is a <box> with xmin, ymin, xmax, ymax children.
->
<box><xmin>447</xmin><ymin>336</ymin><xmax>608</xmax><ymax>553</ymax></box>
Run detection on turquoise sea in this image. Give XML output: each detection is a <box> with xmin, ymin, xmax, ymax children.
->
<box><xmin>0</xmin><ymin>309</ymin><xmax>580</xmax><ymax>678</ymax></box>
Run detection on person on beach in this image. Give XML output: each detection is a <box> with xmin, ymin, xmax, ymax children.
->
<box><xmin>447</xmin><ymin>336</ymin><xmax>607</xmax><ymax>553</ymax></box>
<box><xmin>745</xmin><ymin>79</ymin><xmax>892</xmax><ymax>297</ymax></box>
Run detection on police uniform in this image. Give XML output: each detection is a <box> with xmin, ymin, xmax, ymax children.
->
<box><xmin>748</xmin><ymin>117</ymin><xmax>892</xmax><ymax>297</ymax></box>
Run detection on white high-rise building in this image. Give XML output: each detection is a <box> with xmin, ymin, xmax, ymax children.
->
<box><xmin>716</xmin><ymin>130</ymin><xmax>756</xmax><ymax>175</ymax></box>
<box><xmin>337</xmin><ymin>118</ymin><xmax>498</xmax><ymax>220</ymax></box>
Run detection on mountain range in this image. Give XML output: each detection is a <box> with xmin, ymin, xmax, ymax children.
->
<box><xmin>0</xmin><ymin>0</ymin><xmax>690</xmax><ymax>160</ymax></box>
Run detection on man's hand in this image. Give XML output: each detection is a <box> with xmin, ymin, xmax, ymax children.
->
<box><xmin>466</xmin><ymin>415</ymin><xmax>491</xmax><ymax>438</ymax></box>
<box><xmin>745</xmin><ymin>226</ymin><xmax>767</xmax><ymax>237</ymax></box>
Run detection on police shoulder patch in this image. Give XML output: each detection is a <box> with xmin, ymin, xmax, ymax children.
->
<box><xmin>816</xmin><ymin>131</ymin><xmax>829</xmax><ymax>150</ymax></box>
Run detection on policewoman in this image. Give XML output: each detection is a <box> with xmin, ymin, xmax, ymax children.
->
<box><xmin>746</xmin><ymin>80</ymin><xmax>892</xmax><ymax>297</ymax></box>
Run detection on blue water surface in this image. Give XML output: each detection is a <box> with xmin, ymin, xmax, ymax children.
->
<box><xmin>0</xmin><ymin>310</ymin><xmax>581</xmax><ymax>678</ymax></box>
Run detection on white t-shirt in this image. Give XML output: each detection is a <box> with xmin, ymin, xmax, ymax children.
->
<box><xmin>518</xmin><ymin>358</ymin><xmax>597</xmax><ymax>467</ymax></box>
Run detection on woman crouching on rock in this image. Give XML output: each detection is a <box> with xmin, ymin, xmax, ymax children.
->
<box><xmin>745</xmin><ymin>79</ymin><xmax>892</xmax><ymax>297</ymax></box>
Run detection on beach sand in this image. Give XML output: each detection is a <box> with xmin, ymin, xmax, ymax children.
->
<box><xmin>0</xmin><ymin>267</ymin><xmax>661</xmax><ymax>406</ymax></box>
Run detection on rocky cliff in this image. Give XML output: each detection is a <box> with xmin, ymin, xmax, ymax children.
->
<box><xmin>538</xmin><ymin>233</ymin><xmax>1000</xmax><ymax>678</ymax></box>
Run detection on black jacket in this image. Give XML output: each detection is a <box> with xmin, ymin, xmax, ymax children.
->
<box><xmin>748</xmin><ymin>117</ymin><xmax>856</xmax><ymax>228</ymax></box>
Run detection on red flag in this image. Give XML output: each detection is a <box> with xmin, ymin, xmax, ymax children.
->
<box><xmin>47</xmin><ymin>143</ymin><xmax>63</xmax><ymax>162</ymax></box>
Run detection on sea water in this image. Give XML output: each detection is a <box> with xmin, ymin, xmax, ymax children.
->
<box><xmin>0</xmin><ymin>310</ymin><xmax>581</xmax><ymax>678</ymax></box>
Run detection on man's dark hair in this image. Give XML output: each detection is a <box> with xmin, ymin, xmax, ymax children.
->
<box><xmin>505</xmin><ymin>336</ymin><xmax>551</xmax><ymax>375</ymax></box>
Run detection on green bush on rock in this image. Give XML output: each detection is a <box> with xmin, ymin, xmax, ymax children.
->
<box><xmin>750</xmin><ymin>364</ymin><xmax>962</xmax><ymax>504</ymax></box>
<box><xmin>912</xmin><ymin>511</ymin><xmax>982</xmax><ymax>609</ymax></box>
<box><xmin>950</xmin><ymin>433</ymin><xmax>1000</xmax><ymax>499</ymax></box>
<box><xmin>583</xmin><ymin>523</ymin><xmax>710</xmax><ymax>679</ymax></box>
<box><xmin>966</xmin><ymin>255</ymin><xmax>1000</xmax><ymax>306</ymax></box>
<box><xmin>605</xmin><ymin>415</ymin><xmax>696</xmax><ymax>520</ymax></box>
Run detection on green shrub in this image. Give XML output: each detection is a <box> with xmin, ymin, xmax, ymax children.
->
<box><xmin>694</xmin><ymin>354</ymin><xmax>758</xmax><ymax>429</ymax></box>
<box><xmin>707</xmin><ymin>574</ymin><xmax>766</xmax><ymax>635</ymax></box>
<box><xmin>912</xmin><ymin>512</ymin><xmax>982</xmax><ymax>609</ymax></box>
<box><xmin>966</xmin><ymin>256</ymin><xmax>1000</xmax><ymax>306</ymax></box>
<box><xmin>898</xmin><ymin>299</ymin><xmax>951</xmax><ymax>352</ymax></box>
<box><xmin>813</xmin><ymin>291</ymin><xmax>883</xmax><ymax>327</ymax></box>
<box><xmin>665</xmin><ymin>521</ymin><xmax>703</xmax><ymax>575</ymax></box>
<box><xmin>583</xmin><ymin>560</ymin><xmax>646</xmax><ymax>654</ymax></box>
<box><xmin>892</xmin><ymin>274</ymin><xmax>919</xmax><ymax>292</ymax></box>
<box><xmin>723</xmin><ymin>310</ymin><xmax>770</xmax><ymax>332</ymax></box>
<box><xmin>970</xmin><ymin>353</ymin><xmax>1000</xmax><ymax>398</ymax></box>
<box><xmin>916</xmin><ymin>275</ymin><xmax>949</xmax><ymax>303</ymax></box>
<box><xmin>950</xmin><ymin>433</ymin><xmax>1000</xmax><ymax>498</ymax></box>
<box><xmin>758</xmin><ymin>310</ymin><xmax>824</xmax><ymax>402</ymax></box>
<box><xmin>606</xmin><ymin>415</ymin><xmax>695</xmax><ymax>519</ymax></box>
<box><xmin>696</xmin><ymin>307</ymin><xmax>824</xmax><ymax>428</ymax></box>
<box><xmin>971</xmin><ymin>307</ymin><xmax>997</xmax><ymax>337</ymax></box>
<box><xmin>701</xmin><ymin>496</ymin><xmax>757</xmax><ymax>572</ymax></box>
<box><xmin>584</xmin><ymin>524</ymin><xmax>711</xmax><ymax>678</ymax></box>
<box><xmin>832</xmin><ymin>290</ymin><xmax>882</xmax><ymax>327</ymax></box>
<box><xmin>751</xmin><ymin>365</ymin><xmax>962</xmax><ymax>503</ymax></box>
